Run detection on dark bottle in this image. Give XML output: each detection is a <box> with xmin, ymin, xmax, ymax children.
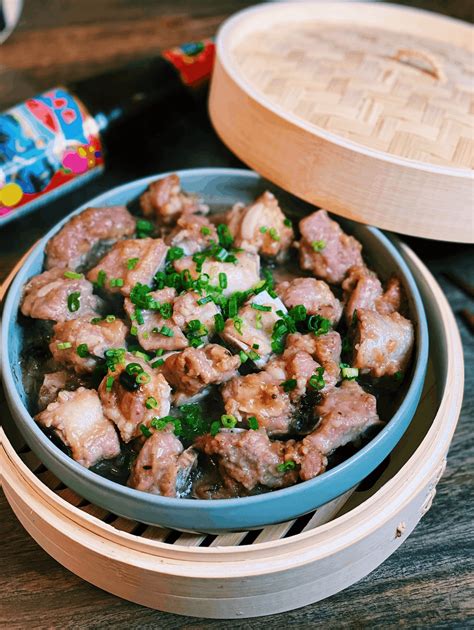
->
<box><xmin>0</xmin><ymin>39</ymin><xmax>215</xmax><ymax>226</ymax></box>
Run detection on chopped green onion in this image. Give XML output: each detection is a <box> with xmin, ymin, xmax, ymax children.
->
<box><xmin>127</xmin><ymin>257</ymin><xmax>139</xmax><ymax>270</ymax></box>
<box><xmin>104</xmin><ymin>348</ymin><xmax>126</xmax><ymax>371</ymax></box>
<box><xmin>311</xmin><ymin>240</ymin><xmax>326</xmax><ymax>252</ymax></box>
<box><xmin>228</xmin><ymin>295</ymin><xmax>238</xmax><ymax>318</ymax></box>
<box><xmin>210</xmin><ymin>421</ymin><xmax>221</xmax><ymax>436</ymax></box>
<box><xmin>110</xmin><ymin>278</ymin><xmax>124</xmax><ymax>288</ymax></box>
<box><xmin>214</xmin><ymin>247</ymin><xmax>228</xmax><ymax>262</ymax></box>
<box><xmin>64</xmin><ymin>271</ymin><xmax>83</xmax><ymax>279</ymax></box>
<box><xmin>136</xmin><ymin>372</ymin><xmax>151</xmax><ymax>384</ymax></box>
<box><xmin>277</xmin><ymin>460</ymin><xmax>296</xmax><ymax>472</ymax></box>
<box><xmin>134</xmin><ymin>308</ymin><xmax>144</xmax><ymax>325</ymax></box>
<box><xmin>197</xmin><ymin>295</ymin><xmax>213</xmax><ymax>305</ymax></box>
<box><xmin>341</xmin><ymin>365</ymin><xmax>359</xmax><ymax>380</ymax></box>
<box><xmin>233</xmin><ymin>316</ymin><xmax>243</xmax><ymax>335</ymax></box>
<box><xmin>281</xmin><ymin>378</ymin><xmax>297</xmax><ymax>392</ymax></box>
<box><xmin>248</xmin><ymin>416</ymin><xmax>259</xmax><ymax>430</ymax></box>
<box><xmin>76</xmin><ymin>343</ymin><xmax>89</xmax><ymax>358</ymax></box>
<box><xmin>134</xmin><ymin>350</ymin><xmax>151</xmax><ymax>361</ymax></box>
<box><xmin>255</xmin><ymin>313</ymin><xmax>263</xmax><ymax>330</ymax></box>
<box><xmin>159</xmin><ymin>325</ymin><xmax>174</xmax><ymax>337</ymax></box>
<box><xmin>126</xmin><ymin>362</ymin><xmax>143</xmax><ymax>375</ymax></box>
<box><xmin>252</xmin><ymin>343</ymin><xmax>260</xmax><ymax>349</ymax></box>
<box><xmin>221</xmin><ymin>414</ymin><xmax>237</xmax><ymax>428</ymax></box>
<box><xmin>308</xmin><ymin>315</ymin><xmax>331</xmax><ymax>336</ymax></box>
<box><xmin>251</xmin><ymin>303</ymin><xmax>271</xmax><ymax>312</ymax></box>
<box><xmin>95</xmin><ymin>270</ymin><xmax>107</xmax><ymax>288</ymax></box>
<box><xmin>283</xmin><ymin>218</ymin><xmax>292</xmax><ymax>228</ymax></box>
<box><xmin>259</xmin><ymin>226</ymin><xmax>268</xmax><ymax>234</ymax></box>
<box><xmin>90</xmin><ymin>317</ymin><xmax>102</xmax><ymax>324</ymax></box>
<box><xmin>268</xmin><ymin>227</ymin><xmax>280</xmax><ymax>242</ymax></box>
<box><xmin>140</xmin><ymin>424</ymin><xmax>153</xmax><ymax>438</ymax></box>
<box><xmin>146</xmin><ymin>396</ymin><xmax>158</xmax><ymax>409</ymax></box>
<box><xmin>67</xmin><ymin>291</ymin><xmax>81</xmax><ymax>313</ymax></box>
<box><xmin>217</xmin><ymin>223</ymin><xmax>233</xmax><ymax>248</ymax></box>
<box><xmin>167</xmin><ymin>246</ymin><xmax>184</xmax><ymax>262</ymax></box>
<box><xmin>248</xmin><ymin>349</ymin><xmax>260</xmax><ymax>361</ymax></box>
<box><xmin>156</xmin><ymin>349</ymin><xmax>164</xmax><ymax>356</ymax></box>
<box><xmin>239</xmin><ymin>351</ymin><xmax>248</xmax><ymax>363</ymax></box>
<box><xmin>219</xmin><ymin>272</ymin><xmax>228</xmax><ymax>289</ymax></box>
<box><xmin>309</xmin><ymin>367</ymin><xmax>325</xmax><ymax>390</ymax></box>
<box><xmin>201</xmin><ymin>226</ymin><xmax>211</xmax><ymax>236</ymax></box>
<box><xmin>151</xmin><ymin>358</ymin><xmax>164</xmax><ymax>368</ymax></box>
<box><xmin>289</xmin><ymin>304</ymin><xmax>307</xmax><ymax>322</ymax></box>
<box><xmin>106</xmin><ymin>375</ymin><xmax>115</xmax><ymax>391</ymax></box>
<box><xmin>214</xmin><ymin>313</ymin><xmax>225</xmax><ymax>333</ymax></box>
<box><xmin>130</xmin><ymin>325</ymin><xmax>138</xmax><ymax>336</ymax></box>
<box><xmin>105</xmin><ymin>314</ymin><xmax>116</xmax><ymax>323</ymax></box>
<box><xmin>136</xmin><ymin>219</ymin><xmax>154</xmax><ymax>238</ymax></box>
<box><xmin>56</xmin><ymin>341</ymin><xmax>72</xmax><ymax>350</ymax></box>
<box><xmin>160</xmin><ymin>303</ymin><xmax>173</xmax><ymax>319</ymax></box>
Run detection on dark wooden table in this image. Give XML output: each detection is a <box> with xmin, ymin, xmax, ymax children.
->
<box><xmin>1</xmin><ymin>2</ymin><xmax>473</xmax><ymax>628</ymax></box>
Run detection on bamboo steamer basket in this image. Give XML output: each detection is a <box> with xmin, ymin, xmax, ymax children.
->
<box><xmin>0</xmin><ymin>240</ymin><xmax>464</xmax><ymax>618</ymax></box>
<box><xmin>209</xmin><ymin>2</ymin><xmax>474</xmax><ymax>243</ymax></box>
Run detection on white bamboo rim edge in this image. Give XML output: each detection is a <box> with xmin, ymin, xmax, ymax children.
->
<box><xmin>0</xmin><ymin>240</ymin><xmax>464</xmax><ymax>578</ymax></box>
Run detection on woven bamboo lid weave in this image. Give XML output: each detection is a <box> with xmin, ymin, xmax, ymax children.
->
<box><xmin>209</xmin><ymin>2</ymin><xmax>474</xmax><ymax>242</ymax></box>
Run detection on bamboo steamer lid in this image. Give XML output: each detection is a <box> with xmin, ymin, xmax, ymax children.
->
<box><xmin>209</xmin><ymin>2</ymin><xmax>474</xmax><ymax>242</ymax></box>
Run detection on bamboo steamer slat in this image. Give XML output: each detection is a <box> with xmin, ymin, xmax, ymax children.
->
<box><xmin>0</xmin><ymin>241</ymin><xmax>464</xmax><ymax>618</ymax></box>
<box><xmin>209</xmin><ymin>2</ymin><xmax>474</xmax><ymax>243</ymax></box>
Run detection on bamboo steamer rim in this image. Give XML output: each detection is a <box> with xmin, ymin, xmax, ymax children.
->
<box><xmin>210</xmin><ymin>2</ymin><xmax>474</xmax><ymax>242</ymax></box>
<box><xmin>0</xmin><ymin>241</ymin><xmax>464</xmax><ymax>577</ymax></box>
<box><xmin>217</xmin><ymin>2</ymin><xmax>473</xmax><ymax>176</ymax></box>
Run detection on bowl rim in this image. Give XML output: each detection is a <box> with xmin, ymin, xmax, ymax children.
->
<box><xmin>1</xmin><ymin>167</ymin><xmax>429</xmax><ymax>513</ymax></box>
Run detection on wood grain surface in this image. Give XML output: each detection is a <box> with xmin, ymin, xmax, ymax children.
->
<box><xmin>0</xmin><ymin>1</ymin><xmax>473</xmax><ymax>628</ymax></box>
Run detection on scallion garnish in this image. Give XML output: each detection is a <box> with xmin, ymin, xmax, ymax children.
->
<box><xmin>76</xmin><ymin>343</ymin><xmax>89</xmax><ymax>358</ymax></box>
<box><xmin>134</xmin><ymin>308</ymin><xmax>144</xmax><ymax>325</ymax></box>
<box><xmin>340</xmin><ymin>364</ymin><xmax>359</xmax><ymax>380</ymax></box>
<box><xmin>309</xmin><ymin>367</ymin><xmax>325</xmax><ymax>390</ymax></box>
<box><xmin>151</xmin><ymin>358</ymin><xmax>164</xmax><ymax>368</ymax></box>
<box><xmin>201</xmin><ymin>226</ymin><xmax>211</xmax><ymax>236</ymax></box>
<box><xmin>281</xmin><ymin>378</ymin><xmax>297</xmax><ymax>392</ymax></box>
<box><xmin>217</xmin><ymin>223</ymin><xmax>233</xmax><ymax>248</ymax></box>
<box><xmin>95</xmin><ymin>270</ymin><xmax>107</xmax><ymax>288</ymax></box>
<box><xmin>90</xmin><ymin>317</ymin><xmax>102</xmax><ymax>324</ymax></box>
<box><xmin>106</xmin><ymin>375</ymin><xmax>115</xmax><ymax>391</ymax></box>
<box><xmin>277</xmin><ymin>460</ymin><xmax>296</xmax><ymax>472</ymax></box>
<box><xmin>140</xmin><ymin>424</ymin><xmax>152</xmax><ymax>438</ymax></box>
<box><xmin>259</xmin><ymin>226</ymin><xmax>268</xmax><ymax>234</ymax></box>
<box><xmin>248</xmin><ymin>349</ymin><xmax>260</xmax><ymax>361</ymax></box>
<box><xmin>105</xmin><ymin>314</ymin><xmax>116</xmax><ymax>323</ymax></box>
<box><xmin>64</xmin><ymin>271</ymin><xmax>83</xmax><ymax>279</ymax></box>
<box><xmin>57</xmin><ymin>341</ymin><xmax>72</xmax><ymax>350</ymax></box>
<box><xmin>146</xmin><ymin>396</ymin><xmax>158</xmax><ymax>409</ymax></box>
<box><xmin>221</xmin><ymin>414</ymin><xmax>237</xmax><ymax>428</ymax></box>
<box><xmin>110</xmin><ymin>277</ymin><xmax>124</xmax><ymax>288</ymax></box>
<box><xmin>214</xmin><ymin>313</ymin><xmax>225</xmax><ymax>333</ymax></box>
<box><xmin>197</xmin><ymin>295</ymin><xmax>213</xmax><ymax>305</ymax></box>
<box><xmin>239</xmin><ymin>351</ymin><xmax>248</xmax><ymax>363</ymax></box>
<box><xmin>311</xmin><ymin>240</ymin><xmax>326</xmax><ymax>252</ymax></box>
<box><xmin>127</xmin><ymin>257</ymin><xmax>139</xmax><ymax>270</ymax></box>
<box><xmin>159</xmin><ymin>325</ymin><xmax>174</xmax><ymax>337</ymax></box>
<box><xmin>233</xmin><ymin>316</ymin><xmax>243</xmax><ymax>335</ymax></box>
<box><xmin>67</xmin><ymin>291</ymin><xmax>81</xmax><ymax>313</ymax></box>
<box><xmin>283</xmin><ymin>218</ymin><xmax>292</xmax><ymax>228</ymax></box>
<box><xmin>255</xmin><ymin>313</ymin><xmax>263</xmax><ymax>330</ymax></box>
<box><xmin>251</xmin><ymin>303</ymin><xmax>271</xmax><ymax>312</ymax></box>
<box><xmin>248</xmin><ymin>416</ymin><xmax>259</xmax><ymax>430</ymax></box>
<box><xmin>210</xmin><ymin>421</ymin><xmax>221</xmax><ymax>436</ymax></box>
<box><xmin>219</xmin><ymin>272</ymin><xmax>228</xmax><ymax>289</ymax></box>
<box><xmin>136</xmin><ymin>372</ymin><xmax>151</xmax><ymax>384</ymax></box>
<box><xmin>126</xmin><ymin>362</ymin><xmax>143</xmax><ymax>375</ymax></box>
<box><xmin>130</xmin><ymin>325</ymin><xmax>138</xmax><ymax>336</ymax></box>
<box><xmin>268</xmin><ymin>227</ymin><xmax>280</xmax><ymax>242</ymax></box>
<box><xmin>167</xmin><ymin>246</ymin><xmax>184</xmax><ymax>262</ymax></box>
<box><xmin>288</xmin><ymin>304</ymin><xmax>307</xmax><ymax>322</ymax></box>
<box><xmin>308</xmin><ymin>315</ymin><xmax>331</xmax><ymax>336</ymax></box>
<box><xmin>136</xmin><ymin>219</ymin><xmax>154</xmax><ymax>238</ymax></box>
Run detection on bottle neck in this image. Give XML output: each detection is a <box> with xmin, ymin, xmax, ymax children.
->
<box><xmin>68</xmin><ymin>56</ymin><xmax>188</xmax><ymax>139</ymax></box>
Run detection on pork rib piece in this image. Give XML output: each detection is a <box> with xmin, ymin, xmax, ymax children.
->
<box><xmin>128</xmin><ymin>428</ymin><xmax>197</xmax><ymax>497</ymax></box>
<box><xmin>45</xmin><ymin>205</ymin><xmax>135</xmax><ymax>270</ymax></box>
<box><xmin>35</xmin><ymin>387</ymin><xmax>120</xmax><ymax>468</ymax></box>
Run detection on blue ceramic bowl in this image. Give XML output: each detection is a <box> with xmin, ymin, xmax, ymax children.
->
<box><xmin>1</xmin><ymin>168</ymin><xmax>429</xmax><ymax>533</ymax></box>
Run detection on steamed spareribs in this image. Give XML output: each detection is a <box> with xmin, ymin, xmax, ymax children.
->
<box><xmin>35</xmin><ymin>388</ymin><xmax>120</xmax><ymax>468</ymax></box>
<box><xmin>21</xmin><ymin>268</ymin><xmax>101</xmax><ymax>321</ymax></box>
<box><xmin>45</xmin><ymin>205</ymin><xmax>136</xmax><ymax>270</ymax></box>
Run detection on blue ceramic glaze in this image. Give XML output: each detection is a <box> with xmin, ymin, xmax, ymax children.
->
<box><xmin>1</xmin><ymin>168</ymin><xmax>429</xmax><ymax>533</ymax></box>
